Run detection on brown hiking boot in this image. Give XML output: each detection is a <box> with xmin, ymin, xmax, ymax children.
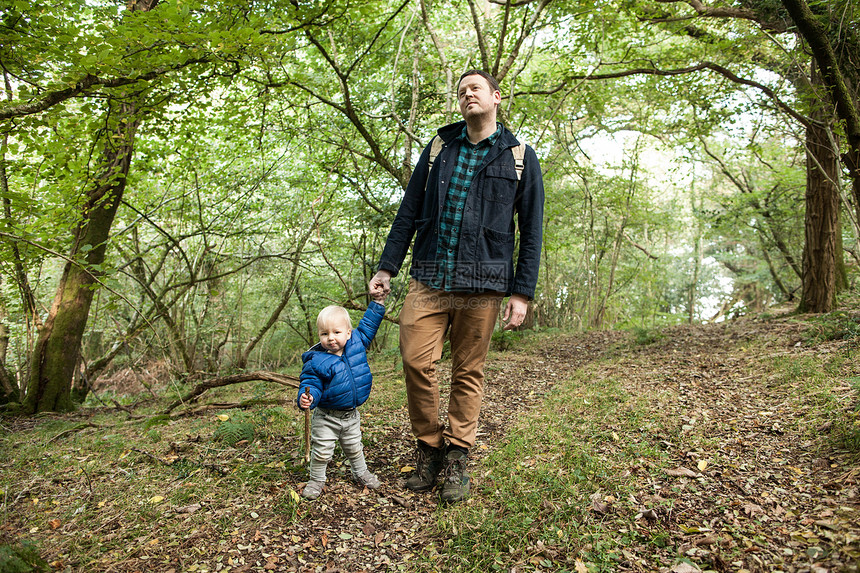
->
<box><xmin>405</xmin><ymin>441</ymin><xmax>443</xmax><ymax>492</ymax></box>
<box><xmin>440</xmin><ymin>449</ymin><xmax>470</xmax><ymax>504</ymax></box>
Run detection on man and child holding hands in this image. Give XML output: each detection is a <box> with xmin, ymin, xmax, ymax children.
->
<box><xmin>296</xmin><ymin>69</ymin><xmax>544</xmax><ymax>504</ymax></box>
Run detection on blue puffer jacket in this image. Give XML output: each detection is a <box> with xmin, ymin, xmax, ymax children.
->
<box><xmin>296</xmin><ymin>301</ymin><xmax>385</xmax><ymax>411</ymax></box>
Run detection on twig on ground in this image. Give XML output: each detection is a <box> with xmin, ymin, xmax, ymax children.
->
<box><xmin>131</xmin><ymin>447</ymin><xmax>229</xmax><ymax>476</ymax></box>
<box><xmin>47</xmin><ymin>422</ymin><xmax>101</xmax><ymax>444</ymax></box>
<box><xmin>112</xmin><ymin>399</ymin><xmax>144</xmax><ymax>420</ymax></box>
<box><xmin>169</xmin><ymin>398</ymin><xmax>290</xmax><ymax>418</ymax></box>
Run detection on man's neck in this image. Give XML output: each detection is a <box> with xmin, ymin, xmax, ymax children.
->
<box><xmin>465</xmin><ymin>117</ymin><xmax>498</xmax><ymax>144</ymax></box>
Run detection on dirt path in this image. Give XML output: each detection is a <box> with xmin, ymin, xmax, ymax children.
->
<box><xmin>277</xmin><ymin>318</ymin><xmax>860</xmax><ymax>572</ymax></box>
<box><xmin>544</xmin><ymin>320</ymin><xmax>860</xmax><ymax>572</ymax></box>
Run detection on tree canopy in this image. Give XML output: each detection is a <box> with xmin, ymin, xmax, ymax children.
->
<box><xmin>1</xmin><ymin>0</ymin><xmax>858</xmax><ymax>412</ymax></box>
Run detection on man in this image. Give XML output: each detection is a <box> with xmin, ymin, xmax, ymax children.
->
<box><xmin>368</xmin><ymin>70</ymin><xmax>544</xmax><ymax>503</ymax></box>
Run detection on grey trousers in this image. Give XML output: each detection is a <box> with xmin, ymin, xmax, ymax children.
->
<box><xmin>308</xmin><ymin>407</ymin><xmax>368</xmax><ymax>482</ymax></box>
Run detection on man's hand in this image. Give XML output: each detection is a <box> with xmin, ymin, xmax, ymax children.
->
<box><xmin>369</xmin><ymin>270</ymin><xmax>392</xmax><ymax>301</ymax></box>
<box><xmin>502</xmin><ymin>294</ymin><xmax>529</xmax><ymax>331</ymax></box>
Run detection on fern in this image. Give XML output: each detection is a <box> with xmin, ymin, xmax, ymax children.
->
<box><xmin>0</xmin><ymin>540</ymin><xmax>48</xmax><ymax>573</ymax></box>
<box><xmin>212</xmin><ymin>420</ymin><xmax>256</xmax><ymax>446</ymax></box>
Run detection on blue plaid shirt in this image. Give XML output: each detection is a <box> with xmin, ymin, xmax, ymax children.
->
<box><xmin>429</xmin><ymin>124</ymin><xmax>501</xmax><ymax>290</ymax></box>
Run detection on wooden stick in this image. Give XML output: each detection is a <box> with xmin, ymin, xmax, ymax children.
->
<box><xmin>303</xmin><ymin>387</ymin><xmax>311</xmax><ymax>463</ymax></box>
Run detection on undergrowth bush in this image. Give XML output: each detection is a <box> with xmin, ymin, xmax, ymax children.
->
<box><xmin>0</xmin><ymin>540</ymin><xmax>48</xmax><ymax>573</ymax></box>
<box><xmin>631</xmin><ymin>326</ymin><xmax>664</xmax><ymax>345</ymax></box>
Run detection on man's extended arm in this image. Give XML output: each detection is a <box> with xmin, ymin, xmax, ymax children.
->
<box><xmin>503</xmin><ymin>145</ymin><xmax>544</xmax><ymax>330</ymax></box>
<box><xmin>376</xmin><ymin>142</ymin><xmax>434</xmax><ymax>278</ymax></box>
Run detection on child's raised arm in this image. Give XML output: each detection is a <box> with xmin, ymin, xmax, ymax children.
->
<box><xmin>354</xmin><ymin>300</ymin><xmax>386</xmax><ymax>348</ymax></box>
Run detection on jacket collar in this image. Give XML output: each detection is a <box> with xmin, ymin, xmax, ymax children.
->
<box><xmin>437</xmin><ymin>120</ymin><xmax>520</xmax><ymax>149</ymax></box>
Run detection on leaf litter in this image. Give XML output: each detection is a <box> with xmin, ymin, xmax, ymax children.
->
<box><xmin>1</xmin><ymin>307</ymin><xmax>859</xmax><ymax>571</ymax></box>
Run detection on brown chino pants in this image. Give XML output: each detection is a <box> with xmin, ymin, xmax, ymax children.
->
<box><xmin>399</xmin><ymin>279</ymin><xmax>503</xmax><ymax>450</ymax></box>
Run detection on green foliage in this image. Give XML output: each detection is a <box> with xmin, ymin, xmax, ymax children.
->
<box><xmin>831</xmin><ymin>377</ymin><xmax>860</xmax><ymax>452</ymax></box>
<box><xmin>801</xmin><ymin>311</ymin><xmax>860</xmax><ymax>345</ymax></box>
<box><xmin>212</xmin><ymin>415</ymin><xmax>256</xmax><ymax>447</ymax></box>
<box><xmin>2</xmin><ymin>0</ymin><xmax>848</xmax><ymax>405</ymax></box>
<box><xmin>490</xmin><ymin>329</ymin><xmax>525</xmax><ymax>352</ymax></box>
<box><xmin>0</xmin><ymin>540</ymin><xmax>48</xmax><ymax>573</ymax></box>
<box><xmin>142</xmin><ymin>414</ymin><xmax>170</xmax><ymax>430</ymax></box>
<box><xmin>631</xmin><ymin>326</ymin><xmax>665</xmax><ymax>345</ymax></box>
<box><xmin>210</xmin><ymin>408</ymin><xmax>295</xmax><ymax>447</ymax></box>
<box><xmin>145</xmin><ymin>428</ymin><xmax>161</xmax><ymax>443</ymax></box>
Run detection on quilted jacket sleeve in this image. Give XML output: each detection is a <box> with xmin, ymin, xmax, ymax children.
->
<box><xmin>353</xmin><ymin>301</ymin><xmax>386</xmax><ymax>349</ymax></box>
<box><xmin>297</xmin><ymin>359</ymin><xmax>325</xmax><ymax>409</ymax></box>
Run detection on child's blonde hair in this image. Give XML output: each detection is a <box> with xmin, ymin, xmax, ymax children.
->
<box><xmin>317</xmin><ymin>305</ymin><xmax>352</xmax><ymax>331</ymax></box>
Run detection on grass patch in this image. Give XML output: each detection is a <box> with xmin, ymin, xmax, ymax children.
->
<box><xmin>0</xmin><ymin>393</ymin><xmax>310</xmax><ymax>570</ymax></box>
<box><xmin>758</xmin><ymin>337</ymin><xmax>860</xmax><ymax>455</ymax></box>
<box><xmin>0</xmin><ymin>539</ymin><xmax>48</xmax><ymax>573</ymax></box>
<box><xmin>427</xmin><ymin>369</ymin><xmax>678</xmax><ymax>572</ymax></box>
<box><xmin>801</xmin><ymin>311</ymin><xmax>860</xmax><ymax>345</ymax></box>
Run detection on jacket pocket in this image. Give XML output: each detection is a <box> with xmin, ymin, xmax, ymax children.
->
<box><xmin>480</xmin><ymin>226</ymin><xmax>515</xmax><ymax>260</ymax></box>
<box><xmin>483</xmin><ymin>164</ymin><xmax>518</xmax><ymax>203</ymax></box>
<box><xmin>475</xmin><ymin>227</ymin><xmax>514</xmax><ymax>287</ymax></box>
<box><xmin>412</xmin><ymin>217</ymin><xmax>437</xmax><ymax>262</ymax></box>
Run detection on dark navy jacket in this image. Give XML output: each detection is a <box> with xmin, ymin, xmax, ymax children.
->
<box><xmin>296</xmin><ymin>301</ymin><xmax>385</xmax><ymax>411</ymax></box>
<box><xmin>378</xmin><ymin>121</ymin><xmax>544</xmax><ymax>298</ymax></box>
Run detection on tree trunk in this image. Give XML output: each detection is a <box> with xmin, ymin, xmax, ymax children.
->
<box><xmin>236</xmin><ymin>233</ymin><xmax>311</xmax><ymax>370</ymax></box>
<box><xmin>0</xmin><ymin>301</ymin><xmax>18</xmax><ymax>404</ymax></box>
<box><xmin>590</xmin><ymin>222</ymin><xmax>625</xmax><ymax>329</ymax></box>
<box><xmin>780</xmin><ymin>0</ymin><xmax>860</xmax><ymax>221</ymax></box>
<box><xmin>799</xmin><ymin>61</ymin><xmax>845</xmax><ymax>313</ymax></box>
<box><xmin>22</xmin><ymin>98</ymin><xmax>143</xmax><ymax>413</ymax></box>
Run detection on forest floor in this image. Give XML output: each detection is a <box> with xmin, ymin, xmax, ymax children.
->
<box><xmin>2</xmin><ymin>304</ymin><xmax>860</xmax><ymax>572</ymax></box>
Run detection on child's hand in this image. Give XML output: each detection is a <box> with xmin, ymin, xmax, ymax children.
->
<box><xmin>371</xmin><ymin>291</ymin><xmax>387</xmax><ymax>304</ymax></box>
<box><xmin>299</xmin><ymin>393</ymin><xmax>313</xmax><ymax>410</ymax></box>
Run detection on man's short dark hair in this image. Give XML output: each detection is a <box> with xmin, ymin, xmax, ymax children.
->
<box><xmin>458</xmin><ymin>70</ymin><xmax>500</xmax><ymax>93</ymax></box>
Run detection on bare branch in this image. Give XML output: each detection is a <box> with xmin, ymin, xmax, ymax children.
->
<box><xmin>163</xmin><ymin>371</ymin><xmax>299</xmax><ymax>414</ymax></box>
<box><xmin>517</xmin><ymin>61</ymin><xmax>815</xmax><ymax>130</ymax></box>
<box><xmin>420</xmin><ymin>0</ymin><xmax>455</xmax><ymax>120</ymax></box>
<box><xmin>622</xmin><ymin>231</ymin><xmax>658</xmax><ymax>260</ymax></box>
<box><xmin>0</xmin><ymin>59</ymin><xmax>208</xmax><ymax>120</ymax></box>
<box><xmin>467</xmin><ymin>0</ymin><xmax>492</xmax><ymax>72</ymax></box>
<box><xmin>496</xmin><ymin>0</ymin><xmax>552</xmax><ymax>81</ymax></box>
<box><xmin>345</xmin><ymin>0</ymin><xmax>412</xmax><ymax>78</ymax></box>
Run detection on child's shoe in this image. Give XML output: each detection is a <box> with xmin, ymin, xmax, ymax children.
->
<box><xmin>302</xmin><ymin>480</ymin><xmax>325</xmax><ymax>500</ymax></box>
<box><xmin>355</xmin><ymin>471</ymin><xmax>381</xmax><ymax>489</ymax></box>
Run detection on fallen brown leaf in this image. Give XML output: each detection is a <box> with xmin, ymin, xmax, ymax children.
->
<box><xmin>665</xmin><ymin>467</ymin><xmax>699</xmax><ymax>478</ymax></box>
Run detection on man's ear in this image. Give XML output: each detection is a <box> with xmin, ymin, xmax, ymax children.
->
<box><xmin>492</xmin><ymin>90</ymin><xmax>501</xmax><ymax>105</ymax></box>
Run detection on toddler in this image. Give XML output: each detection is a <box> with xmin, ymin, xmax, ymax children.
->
<box><xmin>297</xmin><ymin>296</ymin><xmax>386</xmax><ymax>500</ymax></box>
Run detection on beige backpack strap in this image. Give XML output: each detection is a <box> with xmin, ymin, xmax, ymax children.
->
<box><xmin>512</xmin><ymin>142</ymin><xmax>526</xmax><ymax>181</ymax></box>
<box><xmin>427</xmin><ymin>136</ymin><xmax>444</xmax><ymax>171</ymax></box>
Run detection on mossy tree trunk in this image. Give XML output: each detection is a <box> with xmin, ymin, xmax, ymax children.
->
<box><xmin>799</xmin><ymin>61</ymin><xmax>846</xmax><ymax>313</ymax></box>
<box><xmin>22</xmin><ymin>98</ymin><xmax>143</xmax><ymax>413</ymax></box>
